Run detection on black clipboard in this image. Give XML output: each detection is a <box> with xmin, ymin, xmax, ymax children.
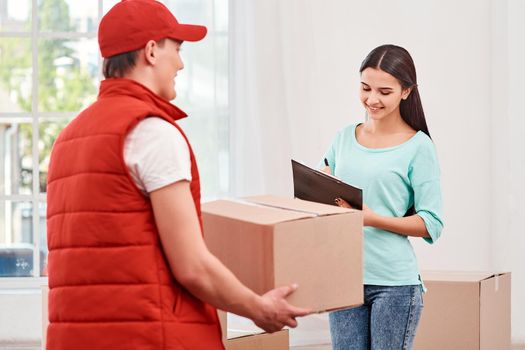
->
<box><xmin>291</xmin><ymin>159</ymin><xmax>363</xmax><ymax>210</ymax></box>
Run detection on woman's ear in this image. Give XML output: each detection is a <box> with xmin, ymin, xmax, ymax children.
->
<box><xmin>143</xmin><ymin>40</ymin><xmax>158</xmax><ymax>65</ymax></box>
<box><xmin>401</xmin><ymin>87</ymin><xmax>412</xmax><ymax>100</ymax></box>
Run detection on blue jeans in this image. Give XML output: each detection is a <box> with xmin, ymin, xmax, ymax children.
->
<box><xmin>329</xmin><ymin>285</ymin><xmax>423</xmax><ymax>350</ymax></box>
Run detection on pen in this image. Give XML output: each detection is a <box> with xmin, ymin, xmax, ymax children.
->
<box><xmin>324</xmin><ymin>158</ymin><xmax>329</xmax><ymax>167</ymax></box>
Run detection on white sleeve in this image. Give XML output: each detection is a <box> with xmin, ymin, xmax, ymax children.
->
<box><xmin>124</xmin><ymin>117</ymin><xmax>192</xmax><ymax>195</ymax></box>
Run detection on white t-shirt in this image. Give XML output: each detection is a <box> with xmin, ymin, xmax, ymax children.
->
<box><xmin>124</xmin><ymin>117</ymin><xmax>192</xmax><ymax>195</ymax></box>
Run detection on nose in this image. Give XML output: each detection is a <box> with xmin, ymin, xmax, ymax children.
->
<box><xmin>367</xmin><ymin>92</ymin><xmax>380</xmax><ymax>105</ymax></box>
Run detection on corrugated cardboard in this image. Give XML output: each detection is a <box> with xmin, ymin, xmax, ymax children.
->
<box><xmin>203</xmin><ymin>195</ymin><xmax>363</xmax><ymax>312</ymax></box>
<box><xmin>225</xmin><ymin>330</ymin><xmax>288</xmax><ymax>350</ymax></box>
<box><xmin>414</xmin><ymin>271</ymin><xmax>511</xmax><ymax>350</ymax></box>
<box><xmin>218</xmin><ymin>310</ymin><xmax>289</xmax><ymax>350</ymax></box>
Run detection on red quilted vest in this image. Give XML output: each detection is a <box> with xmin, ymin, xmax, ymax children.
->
<box><xmin>46</xmin><ymin>78</ymin><xmax>224</xmax><ymax>350</ymax></box>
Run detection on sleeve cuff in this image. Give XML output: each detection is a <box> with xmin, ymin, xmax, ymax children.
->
<box><xmin>418</xmin><ymin>211</ymin><xmax>443</xmax><ymax>244</ymax></box>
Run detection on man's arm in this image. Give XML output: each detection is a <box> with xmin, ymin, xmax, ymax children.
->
<box><xmin>150</xmin><ymin>180</ymin><xmax>310</xmax><ymax>333</ymax></box>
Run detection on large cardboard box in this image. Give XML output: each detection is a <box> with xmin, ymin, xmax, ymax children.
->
<box><xmin>202</xmin><ymin>195</ymin><xmax>363</xmax><ymax>312</ymax></box>
<box><xmin>414</xmin><ymin>271</ymin><xmax>511</xmax><ymax>350</ymax></box>
<box><xmin>219</xmin><ymin>310</ymin><xmax>289</xmax><ymax>350</ymax></box>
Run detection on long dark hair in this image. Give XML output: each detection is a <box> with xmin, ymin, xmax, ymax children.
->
<box><xmin>360</xmin><ymin>44</ymin><xmax>430</xmax><ymax>138</ymax></box>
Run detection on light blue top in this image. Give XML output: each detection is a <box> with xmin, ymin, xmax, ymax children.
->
<box><xmin>322</xmin><ymin>123</ymin><xmax>444</xmax><ymax>286</ymax></box>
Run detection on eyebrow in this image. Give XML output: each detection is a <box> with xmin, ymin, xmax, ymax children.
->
<box><xmin>360</xmin><ymin>82</ymin><xmax>394</xmax><ymax>91</ymax></box>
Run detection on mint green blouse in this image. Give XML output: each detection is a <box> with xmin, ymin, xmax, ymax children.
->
<box><xmin>322</xmin><ymin>124</ymin><xmax>444</xmax><ymax>286</ymax></box>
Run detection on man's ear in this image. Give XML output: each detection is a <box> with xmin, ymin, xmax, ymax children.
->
<box><xmin>143</xmin><ymin>40</ymin><xmax>158</xmax><ymax>65</ymax></box>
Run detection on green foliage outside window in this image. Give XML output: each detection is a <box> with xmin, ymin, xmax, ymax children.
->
<box><xmin>0</xmin><ymin>0</ymin><xmax>97</xmax><ymax>193</ymax></box>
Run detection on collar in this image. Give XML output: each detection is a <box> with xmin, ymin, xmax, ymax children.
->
<box><xmin>98</xmin><ymin>78</ymin><xmax>188</xmax><ymax>121</ymax></box>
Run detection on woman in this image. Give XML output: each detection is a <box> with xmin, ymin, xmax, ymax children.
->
<box><xmin>322</xmin><ymin>44</ymin><xmax>444</xmax><ymax>350</ymax></box>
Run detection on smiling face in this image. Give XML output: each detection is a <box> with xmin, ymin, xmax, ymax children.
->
<box><xmin>360</xmin><ymin>67</ymin><xmax>411</xmax><ymax>122</ymax></box>
<box><xmin>153</xmin><ymin>39</ymin><xmax>184</xmax><ymax>101</ymax></box>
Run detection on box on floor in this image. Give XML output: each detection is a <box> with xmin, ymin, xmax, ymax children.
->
<box><xmin>202</xmin><ymin>195</ymin><xmax>364</xmax><ymax>313</ymax></box>
<box><xmin>226</xmin><ymin>330</ymin><xmax>289</xmax><ymax>350</ymax></box>
<box><xmin>414</xmin><ymin>271</ymin><xmax>511</xmax><ymax>350</ymax></box>
<box><xmin>219</xmin><ymin>310</ymin><xmax>289</xmax><ymax>350</ymax></box>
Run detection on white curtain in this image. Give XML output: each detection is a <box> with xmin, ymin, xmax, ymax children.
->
<box><xmin>229</xmin><ymin>1</ymin><xmax>333</xmax><ymax>345</ymax></box>
<box><xmin>229</xmin><ymin>0</ymin><xmax>344</xmax><ymax>199</ymax></box>
<box><xmin>229</xmin><ymin>0</ymin><xmax>290</xmax><ymax>197</ymax></box>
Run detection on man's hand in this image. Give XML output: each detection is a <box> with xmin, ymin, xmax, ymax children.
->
<box><xmin>151</xmin><ymin>181</ymin><xmax>311</xmax><ymax>332</ymax></box>
<box><xmin>252</xmin><ymin>284</ymin><xmax>311</xmax><ymax>333</ymax></box>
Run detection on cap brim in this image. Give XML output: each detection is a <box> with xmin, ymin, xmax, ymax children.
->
<box><xmin>170</xmin><ymin>24</ymin><xmax>207</xmax><ymax>42</ymax></box>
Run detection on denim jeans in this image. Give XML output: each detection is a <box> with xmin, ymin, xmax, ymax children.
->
<box><xmin>329</xmin><ymin>285</ymin><xmax>423</xmax><ymax>350</ymax></box>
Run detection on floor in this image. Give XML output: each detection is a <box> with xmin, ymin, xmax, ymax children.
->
<box><xmin>4</xmin><ymin>342</ymin><xmax>525</xmax><ymax>350</ymax></box>
<box><xmin>228</xmin><ymin>312</ymin><xmax>332</xmax><ymax>347</ymax></box>
<box><xmin>0</xmin><ymin>346</ymin><xmax>333</xmax><ymax>350</ymax></box>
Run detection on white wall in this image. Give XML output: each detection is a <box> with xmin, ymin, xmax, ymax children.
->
<box><xmin>497</xmin><ymin>0</ymin><xmax>525</xmax><ymax>343</ymax></box>
<box><xmin>279</xmin><ymin>0</ymin><xmax>494</xmax><ymax>271</ymax></box>
<box><xmin>0</xmin><ymin>283</ymin><xmax>42</xmax><ymax>348</ymax></box>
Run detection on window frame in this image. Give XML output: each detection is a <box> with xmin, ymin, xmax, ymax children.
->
<box><xmin>0</xmin><ymin>0</ymin><xmax>103</xmax><ymax>279</ymax></box>
<box><xmin>0</xmin><ymin>0</ymin><xmax>229</xmax><ymax>281</ymax></box>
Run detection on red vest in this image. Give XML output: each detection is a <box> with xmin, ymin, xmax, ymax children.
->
<box><xmin>46</xmin><ymin>78</ymin><xmax>224</xmax><ymax>350</ymax></box>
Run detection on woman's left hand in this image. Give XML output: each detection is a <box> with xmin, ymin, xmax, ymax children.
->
<box><xmin>334</xmin><ymin>198</ymin><xmax>377</xmax><ymax>227</ymax></box>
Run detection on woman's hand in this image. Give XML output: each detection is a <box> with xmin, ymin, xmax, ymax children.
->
<box><xmin>334</xmin><ymin>198</ymin><xmax>377</xmax><ymax>227</ymax></box>
<box><xmin>321</xmin><ymin>166</ymin><xmax>331</xmax><ymax>175</ymax></box>
<box><xmin>334</xmin><ymin>198</ymin><xmax>430</xmax><ymax>238</ymax></box>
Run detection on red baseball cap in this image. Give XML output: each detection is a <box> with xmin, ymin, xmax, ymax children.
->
<box><xmin>98</xmin><ymin>0</ymin><xmax>207</xmax><ymax>58</ymax></box>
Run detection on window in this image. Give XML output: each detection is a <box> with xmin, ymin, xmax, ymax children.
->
<box><xmin>0</xmin><ymin>0</ymin><xmax>229</xmax><ymax>279</ymax></box>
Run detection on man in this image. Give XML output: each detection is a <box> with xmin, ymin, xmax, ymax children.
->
<box><xmin>46</xmin><ymin>1</ymin><xmax>309</xmax><ymax>349</ymax></box>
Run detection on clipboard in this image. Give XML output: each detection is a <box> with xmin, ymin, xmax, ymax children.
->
<box><xmin>291</xmin><ymin>159</ymin><xmax>363</xmax><ymax>210</ymax></box>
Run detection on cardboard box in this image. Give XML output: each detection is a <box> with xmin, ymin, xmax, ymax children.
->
<box><xmin>414</xmin><ymin>271</ymin><xmax>511</xmax><ymax>350</ymax></box>
<box><xmin>218</xmin><ymin>310</ymin><xmax>289</xmax><ymax>350</ymax></box>
<box><xmin>203</xmin><ymin>195</ymin><xmax>363</xmax><ymax>312</ymax></box>
<box><xmin>225</xmin><ymin>330</ymin><xmax>288</xmax><ymax>350</ymax></box>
